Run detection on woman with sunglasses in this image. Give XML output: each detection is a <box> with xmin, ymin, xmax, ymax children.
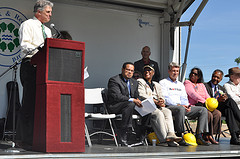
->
<box><xmin>184</xmin><ymin>67</ymin><xmax>221</xmax><ymax>144</ymax></box>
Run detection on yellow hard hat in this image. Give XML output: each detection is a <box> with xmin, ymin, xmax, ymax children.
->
<box><xmin>205</xmin><ymin>98</ymin><xmax>218</xmax><ymax>112</ymax></box>
<box><xmin>183</xmin><ymin>133</ymin><xmax>198</xmax><ymax>146</ymax></box>
<box><xmin>147</xmin><ymin>132</ymin><xmax>160</xmax><ymax>144</ymax></box>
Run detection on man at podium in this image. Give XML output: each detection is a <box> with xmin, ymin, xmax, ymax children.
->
<box><xmin>17</xmin><ymin>0</ymin><xmax>53</xmax><ymax>148</ymax></box>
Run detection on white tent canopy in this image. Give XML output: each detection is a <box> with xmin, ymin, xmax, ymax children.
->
<box><xmin>53</xmin><ymin>0</ymin><xmax>208</xmax><ymax>81</ymax></box>
<box><xmin>0</xmin><ymin>0</ymin><xmax>208</xmax><ymax>118</ymax></box>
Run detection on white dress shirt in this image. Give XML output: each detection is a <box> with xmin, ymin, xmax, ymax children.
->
<box><xmin>224</xmin><ymin>80</ymin><xmax>240</xmax><ymax>108</ymax></box>
<box><xmin>159</xmin><ymin>77</ymin><xmax>189</xmax><ymax>106</ymax></box>
<box><xmin>19</xmin><ymin>16</ymin><xmax>52</xmax><ymax>58</ymax></box>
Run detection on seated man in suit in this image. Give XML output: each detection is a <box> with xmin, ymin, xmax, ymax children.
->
<box><xmin>107</xmin><ymin>62</ymin><xmax>144</xmax><ymax>146</ymax></box>
<box><xmin>159</xmin><ymin>62</ymin><xmax>209</xmax><ymax>146</ymax></box>
<box><xmin>205</xmin><ymin>69</ymin><xmax>240</xmax><ymax>145</ymax></box>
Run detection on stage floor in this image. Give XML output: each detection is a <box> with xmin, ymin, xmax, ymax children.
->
<box><xmin>0</xmin><ymin>137</ymin><xmax>240</xmax><ymax>159</ymax></box>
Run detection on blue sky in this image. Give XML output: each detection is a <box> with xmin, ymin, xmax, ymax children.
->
<box><xmin>180</xmin><ymin>0</ymin><xmax>240</xmax><ymax>85</ymax></box>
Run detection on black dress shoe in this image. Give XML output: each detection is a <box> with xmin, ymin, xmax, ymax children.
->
<box><xmin>15</xmin><ymin>142</ymin><xmax>32</xmax><ymax>150</ymax></box>
<box><xmin>230</xmin><ymin>138</ymin><xmax>240</xmax><ymax>145</ymax></box>
<box><xmin>138</xmin><ymin>134</ymin><xmax>146</xmax><ymax>144</ymax></box>
<box><xmin>178</xmin><ymin>139</ymin><xmax>191</xmax><ymax>146</ymax></box>
<box><xmin>119</xmin><ymin>130</ymin><xmax>129</xmax><ymax>147</ymax></box>
<box><xmin>196</xmin><ymin>138</ymin><xmax>210</xmax><ymax>146</ymax></box>
<box><xmin>129</xmin><ymin>141</ymin><xmax>144</xmax><ymax>147</ymax></box>
<box><xmin>119</xmin><ymin>139</ymin><xmax>129</xmax><ymax>147</ymax></box>
<box><xmin>119</xmin><ymin>134</ymin><xmax>129</xmax><ymax>146</ymax></box>
<box><xmin>167</xmin><ymin>141</ymin><xmax>179</xmax><ymax>147</ymax></box>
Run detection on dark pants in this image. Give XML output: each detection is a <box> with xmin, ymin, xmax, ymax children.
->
<box><xmin>195</xmin><ymin>102</ymin><xmax>222</xmax><ymax>136</ymax></box>
<box><xmin>167</xmin><ymin>105</ymin><xmax>208</xmax><ymax>134</ymax></box>
<box><xmin>218</xmin><ymin>98</ymin><xmax>240</xmax><ymax>134</ymax></box>
<box><xmin>207</xmin><ymin>109</ymin><xmax>222</xmax><ymax>135</ymax></box>
<box><xmin>109</xmin><ymin>101</ymin><xmax>135</xmax><ymax>129</ymax></box>
<box><xmin>108</xmin><ymin>101</ymin><xmax>149</xmax><ymax>140</ymax></box>
<box><xmin>16</xmin><ymin>60</ymin><xmax>36</xmax><ymax>145</ymax></box>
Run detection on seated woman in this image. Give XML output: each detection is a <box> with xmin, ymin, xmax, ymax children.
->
<box><xmin>137</xmin><ymin>65</ymin><xmax>181</xmax><ymax>147</ymax></box>
<box><xmin>184</xmin><ymin>67</ymin><xmax>221</xmax><ymax>144</ymax></box>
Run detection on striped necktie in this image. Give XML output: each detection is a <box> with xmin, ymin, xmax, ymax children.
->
<box><xmin>41</xmin><ymin>24</ymin><xmax>47</xmax><ymax>39</ymax></box>
<box><xmin>214</xmin><ymin>85</ymin><xmax>218</xmax><ymax>98</ymax></box>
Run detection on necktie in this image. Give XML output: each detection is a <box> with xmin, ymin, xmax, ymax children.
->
<box><xmin>214</xmin><ymin>85</ymin><xmax>218</xmax><ymax>98</ymax></box>
<box><xmin>41</xmin><ymin>24</ymin><xmax>47</xmax><ymax>39</ymax></box>
<box><xmin>127</xmin><ymin>80</ymin><xmax>131</xmax><ymax>98</ymax></box>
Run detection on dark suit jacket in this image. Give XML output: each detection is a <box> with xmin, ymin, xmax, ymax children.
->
<box><xmin>107</xmin><ymin>74</ymin><xmax>139</xmax><ymax>106</ymax></box>
<box><xmin>204</xmin><ymin>81</ymin><xmax>227</xmax><ymax>98</ymax></box>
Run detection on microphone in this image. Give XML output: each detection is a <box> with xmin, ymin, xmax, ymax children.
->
<box><xmin>50</xmin><ymin>23</ymin><xmax>61</xmax><ymax>38</ymax></box>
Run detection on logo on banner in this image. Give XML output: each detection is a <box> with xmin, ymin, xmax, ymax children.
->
<box><xmin>0</xmin><ymin>7</ymin><xmax>27</xmax><ymax>67</ymax></box>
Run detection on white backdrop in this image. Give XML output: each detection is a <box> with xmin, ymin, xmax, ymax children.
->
<box><xmin>0</xmin><ymin>0</ymin><xmax>162</xmax><ymax>118</ymax></box>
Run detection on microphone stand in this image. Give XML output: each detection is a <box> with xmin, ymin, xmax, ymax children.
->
<box><xmin>51</xmin><ymin>25</ymin><xmax>62</xmax><ymax>39</ymax></box>
<box><xmin>0</xmin><ymin>42</ymin><xmax>44</xmax><ymax>153</ymax></box>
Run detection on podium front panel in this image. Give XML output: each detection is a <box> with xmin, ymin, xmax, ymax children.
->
<box><xmin>33</xmin><ymin>84</ymin><xmax>85</xmax><ymax>152</ymax></box>
<box><xmin>31</xmin><ymin>38</ymin><xmax>85</xmax><ymax>85</ymax></box>
<box><xmin>48</xmin><ymin>48</ymin><xmax>82</xmax><ymax>83</ymax></box>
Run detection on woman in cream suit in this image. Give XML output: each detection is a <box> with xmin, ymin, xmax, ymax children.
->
<box><xmin>137</xmin><ymin>65</ymin><xmax>181</xmax><ymax>147</ymax></box>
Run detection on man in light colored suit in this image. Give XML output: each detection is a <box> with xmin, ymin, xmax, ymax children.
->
<box><xmin>224</xmin><ymin>67</ymin><xmax>240</xmax><ymax>108</ymax></box>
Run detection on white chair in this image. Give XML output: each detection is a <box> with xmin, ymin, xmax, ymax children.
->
<box><xmin>85</xmin><ymin>88</ymin><xmax>118</xmax><ymax>147</ymax></box>
<box><xmin>84</xmin><ymin>113</ymin><xmax>92</xmax><ymax>147</ymax></box>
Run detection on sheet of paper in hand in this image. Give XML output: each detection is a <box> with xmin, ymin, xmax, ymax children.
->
<box><xmin>135</xmin><ymin>97</ymin><xmax>157</xmax><ymax>116</ymax></box>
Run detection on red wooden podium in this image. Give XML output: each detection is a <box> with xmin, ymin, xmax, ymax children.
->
<box><xmin>31</xmin><ymin>38</ymin><xmax>85</xmax><ymax>152</ymax></box>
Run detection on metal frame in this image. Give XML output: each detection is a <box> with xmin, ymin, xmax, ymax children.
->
<box><xmin>85</xmin><ymin>88</ymin><xmax>118</xmax><ymax>147</ymax></box>
<box><xmin>215</xmin><ymin>116</ymin><xmax>229</xmax><ymax>142</ymax></box>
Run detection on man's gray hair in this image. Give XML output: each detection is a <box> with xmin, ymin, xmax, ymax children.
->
<box><xmin>168</xmin><ymin>62</ymin><xmax>180</xmax><ymax>70</ymax></box>
<box><xmin>142</xmin><ymin>46</ymin><xmax>151</xmax><ymax>52</ymax></box>
<box><xmin>34</xmin><ymin>0</ymin><xmax>53</xmax><ymax>13</ymax></box>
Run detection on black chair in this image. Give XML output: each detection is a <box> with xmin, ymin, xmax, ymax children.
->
<box><xmin>215</xmin><ymin>116</ymin><xmax>229</xmax><ymax>141</ymax></box>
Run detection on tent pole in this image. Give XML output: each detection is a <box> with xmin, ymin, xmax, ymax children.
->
<box><xmin>179</xmin><ymin>0</ymin><xmax>209</xmax><ymax>82</ymax></box>
<box><xmin>180</xmin><ymin>24</ymin><xmax>192</xmax><ymax>82</ymax></box>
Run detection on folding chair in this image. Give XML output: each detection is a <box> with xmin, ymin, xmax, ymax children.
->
<box><xmin>84</xmin><ymin>113</ymin><xmax>92</xmax><ymax>147</ymax></box>
<box><xmin>102</xmin><ymin>89</ymin><xmax>148</xmax><ymax>146</ymax></box>
<box><xmin>185</xmin><ymin>116</ymin><xmax>194</xmax><ymax>134</ymax></box>
<box><xmin>85</xmin><ymin>88</ymin><xmax>118</xmax><ymax>147</ymax></box>
<box><xmin>215</xmin><ymin>116</ymin><xmax>229</xmax><ymax>141</ymax></box>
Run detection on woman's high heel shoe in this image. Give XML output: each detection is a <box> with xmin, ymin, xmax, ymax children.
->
<box><xmin>208</xmin><ymin>135</ymin><xmax>219</xmax><ymax>145</ymax></box>
<box><xmin>203</xmin><ymin>135</ymin><xmax>211</xmax><ymax>144</ymax></box>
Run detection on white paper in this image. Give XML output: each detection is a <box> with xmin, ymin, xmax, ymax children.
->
<box><xmin>135</xmin><ymin>97</ymin><xmax>157</xmax><ymax>116</ymax></box>
<box><xmin>84</xmin><ymin>66</ymin><xmax>89</xmax><ymax>80</ymax></box>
